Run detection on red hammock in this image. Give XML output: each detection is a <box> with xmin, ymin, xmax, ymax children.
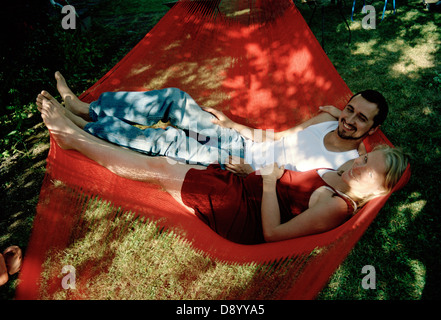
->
<box><xmin>16</xmin><ymin>0</ymin><xmax>410</xmax><ymax>299</ymax></box>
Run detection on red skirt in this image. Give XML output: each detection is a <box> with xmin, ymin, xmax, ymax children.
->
<box><xmin>181</xmin><ymin>164</ymin><xmax>265</xmax><ymax>244</ymax></box>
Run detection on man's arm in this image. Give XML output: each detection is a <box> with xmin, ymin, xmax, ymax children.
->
<box><xmin>202</xmin><ymin>106</ymin><xmax>268</xmax><ymax>142</ymax></box>
<box><xmin>273</xmin><ymin>110</ymin><xmax>338</xmax><ymax>140</ymax></box>
<box><xmin>203</xmin><ymin>105</ymin><xmax>340</xmax><ymax>142</ymax></box>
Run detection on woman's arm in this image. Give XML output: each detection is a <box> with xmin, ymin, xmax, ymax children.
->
<box><xmin>260</xmin><ymin>165</ymin><xmax>350</xmax><ymax>242</ymax></box>
<box><xmin>260</xmin><ymin>164</ymin><xmax>285</xmax><ymax>241</ymax></box>
<box><xmin>263</xmin><ymin>196</ymin><xmax>350</xmax><ymax>242</ymax></box>
<box><xmin>261</xmin><ymin>178</ymin><xmax>282</xmax><ymax>240</ymax></box>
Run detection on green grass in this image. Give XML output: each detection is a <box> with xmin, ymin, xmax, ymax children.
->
<box><xmin>1</xmin><ymin>0</ymin><xmax>440</xmax><ymax>300</ymax></box>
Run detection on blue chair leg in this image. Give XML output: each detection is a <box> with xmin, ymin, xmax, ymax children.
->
<box><xmin>382</xmin><ymin>0</ymin><xmax>387</xmax><ymax>20</ymax></box>
<box><xmin>351</xmin><ymin>0</ymin><xmax>356</xmax><ymax>21</ymax></box>
<box><xmin>352</xmin><ymin>0</ymin><xmax>367</xmax><ymax>22</ymax></box>
<box><xmin>382</xmin><ymin>0</ymin><xmax>396</xmax><ymax>20</ymax></box>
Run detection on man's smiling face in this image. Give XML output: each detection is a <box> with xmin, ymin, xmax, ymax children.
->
<box><xmin>337</xmin><ymin>94</ymin><xmax>379</xmax><ymax>141</ymax></box>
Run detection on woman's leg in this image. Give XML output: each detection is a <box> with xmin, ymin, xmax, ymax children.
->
<box><xmin>39</xmin><ymin>92</ymin><xmax>201</xmax><ymax>212</ymax></box>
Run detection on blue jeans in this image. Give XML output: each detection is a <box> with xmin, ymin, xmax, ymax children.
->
<box><xmin>84</xmin><ymin>88</ymin><xmax>245</xmax><ymax>166</ymax></box>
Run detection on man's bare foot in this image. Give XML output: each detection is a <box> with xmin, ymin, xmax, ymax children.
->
<box><xmin>37</xmin><ymin>90</ymin><xmax>88</xmax><ymax>129</ymax></box>
<box><xmin>40</xmin><ymin>92</ymin><xmax>82</xmax><ymax>150</ymax></box>
<box><xmin>55</xmin><ymin>71</ymin><xmax>91</xmax><ymax>120</ymax></box>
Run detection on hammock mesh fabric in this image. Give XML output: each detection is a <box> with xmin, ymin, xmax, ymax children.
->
<box><xmin>16</xmin><ymin>0</ymin><xmax>410</xmax><ymax>299</ymax></box>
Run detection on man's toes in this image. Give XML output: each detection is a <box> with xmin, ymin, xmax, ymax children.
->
<box><xmin>55</xmin><ymin>71</ymin><xmax>63</xmax><ymax>80</ymax></box>
<box><xmin>37</xmin><ymin>93</ymin><xmax>44</xmax><ymax>101</ymax></box>
<box><xmin>41</xmin><ymin>90</ymin><xmax>55</xmax><ymax>100</ymax></box>
<box><xmin>55</xmin><ymin>71</ymin><xmax>68</xmax><ymax>86</ymax></box>
<box><xmin>37</xmin><ymin>93</ymin><xmax>49</xmax><ymax>109</ymax></box>
<box><xmin>41</xmin><ymin>97</ymin><xmax>50</xmax><ymax>109</ymax></box>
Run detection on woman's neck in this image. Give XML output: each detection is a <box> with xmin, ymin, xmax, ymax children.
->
<box><xmin>322</xmin><ymin>170</ymin><xmax>363</xmax><ymax>204</ymax></box>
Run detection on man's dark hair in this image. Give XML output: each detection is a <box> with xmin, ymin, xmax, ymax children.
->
<box><xmin>349</xmin><ymin>90</ymin><xmax>388</xmax><ymax>128</ymax></box>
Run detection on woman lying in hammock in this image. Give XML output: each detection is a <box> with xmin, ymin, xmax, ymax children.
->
<box><xmin>37</xmin><ymin>91</ymin><xmax>408</xmax><ymax>244</ymax></box>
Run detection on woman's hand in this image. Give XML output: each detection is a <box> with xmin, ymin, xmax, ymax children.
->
<box><xmin>224</xmin><ymin>156</ymin><xmax>254</xmax><ymax>177</ymax></box>
<box><xmin>260</xmin><ymin>163</ymin><xmax>285</xmax><ymax>183</ymax></box>
<box><xmin>202</xmin><ymin>106</ymin><xmax>235</xmax><ymax>129</ymax></box>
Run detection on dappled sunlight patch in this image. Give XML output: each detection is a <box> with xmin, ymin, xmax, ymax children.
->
<box><xmin>391</xmin><ymin>43</ymin><xmax>436</xmax><ymax>74</ymax></box>
<box><xmin>385</xmin><ymin>21</ymin><xmax>439</xmax><ymax>76</ymax></box>
<box><xmin>408</xmin><ymin>259</ymin><xmax>426</xmax><ymax>298</ymax></box>
<box><xmin>397</xmin><ymin>199</ymin><xmax>426</xmax><ymax>221</ymax></box>
<box><xmin>224</xmin><ymin>25</ymin><xmax>253</xmax><ymax>40</ymax></box>
<box><xmin>391</xmin><ymin>192</ymin><xmax>426</xmax><ymax>227</ymax></box>
<box><xmin>422</xmin><ymin>106</ymin><xmax>434</xmax><ymax>116</ymax></box>
<box><xmin>352</xmin><ymin>39</ymin><xmax>378</xmax><ymax>56</ymax></box>
<box><xmin>164</xmin><ymin>40</ymin><xmax>184</xmax><ymax>51</ymax></box>
<box><xmin>349</xmin><ymin>20</ymin><xmax>363</xmax><ymax>31</ymax></box>
<box><xmin>382</xmin><ymin>39</ymin><xmax>404</xmax><ymax>54</ymax></box>
<box><xmin>128</xmin><ymin>64</ymin><xmax>152</xmax><ymax>77</ymax></box>
<box><xmin>142</xmin><ymin>56</ymin><xmax>234</xmax><ymax>108</ymax></box>
<box><xmin>400</xmin><ymin>9</ymin><xmax>420</xmax><ymax>23</ymax></box>
<box><xmin>420</xmin><ymin>21</ymin><xmax>440</xmax><ymax>41</ymax></box>
<box><xmin>226</xmin><ymin>8</ymin><xmax>251</xmax><ymax>18</ymax></box>
<box><xmin>383</xmin><ymin>196</ymin><xmax>426</xmax><ymax>236</ymax></box>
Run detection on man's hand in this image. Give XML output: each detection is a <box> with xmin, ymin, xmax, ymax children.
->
<box><xmin>224</xmin><ymin>155</ymin><xmax>254</xmax><ymax>177</ymax></box>
<box><xmin>319</xmin><ymin>105</ymin><xmax>341</xmax><ymax>119</ymax></box>
<box><xmin>202</xmin><ymin>106</ymin><xmax>267</xmax><ymax>142</ymax></box>
<box><xmin>202</xmin><ymin>106</ymin><xmax>235</xmax><ymax>129</ymax></box>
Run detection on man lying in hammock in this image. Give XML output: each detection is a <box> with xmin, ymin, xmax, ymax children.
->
<box><xmin>52</xmin><ymin>72</ymin><xmax>388</xmax><ymax>176</ymax></box>
<box><xmin>36</xmin><ymin>92</ymin><xmax>408</xmax><ymax>244</ymax></box>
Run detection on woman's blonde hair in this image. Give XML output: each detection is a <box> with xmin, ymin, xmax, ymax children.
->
<box><xmin>356</xmin><ymin>144</ymin><xmax>409</xmax><ymax>209</ymax></box>
<box><xmin>374</xmin><ymin>144</ymin><xmax>409</xmax><ymax>194</ymax></box>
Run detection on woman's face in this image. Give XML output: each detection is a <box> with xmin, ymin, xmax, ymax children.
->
<box><xmin>342</xmin><ymin>150</ymin><xmax>387</xmax><ymax>197</ymax></box>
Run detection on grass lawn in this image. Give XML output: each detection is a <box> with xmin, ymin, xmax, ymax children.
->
<box><xmin>1</xmin><ymin>0</ymin><xmax>440</xmax><ymax>300</ymax></box>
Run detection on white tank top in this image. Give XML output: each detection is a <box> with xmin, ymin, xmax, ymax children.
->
<box><xmin>244</xmin><ymin>121</ymin><xmax>359</xmax><ymax>171</ymax></box>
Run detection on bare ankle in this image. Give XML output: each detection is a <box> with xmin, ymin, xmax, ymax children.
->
<box><xmin>64</xmin><ymin>97</ymin><xmax>91</xmax><ymax>121</ymax></box>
